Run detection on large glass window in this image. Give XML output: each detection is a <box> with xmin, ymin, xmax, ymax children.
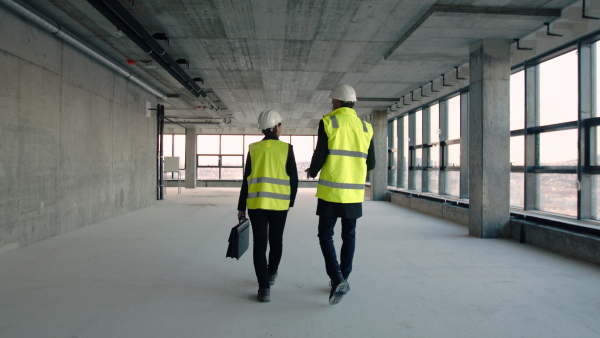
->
<box><xmin>427</xmin><ymin>104</ymin><xmax>440</xmax><ymax>193</ymax></box>
<box><xmin>538</xmin><ymin>174</ymin><xmax>578</xmax><ymax>217</ymax></box>
<box><xmin>447</xmin><ymin>96</ymin><xmax>460</xmax><ymax>141</ymax></box>
<box><xmin>402</xmin><ymin>116</ymin><xmax>409</xmax><ymax>188</ymax></box>
<box><xmin>290</xmin><ymin>136</ymin><xmax>316</xmax><ymax>177</ymax></box>
<box><xmin>163</xmin><ymin>134</ymin><xmax>185</xmax><ymax>180</ymax></box>
<box><xmin>197</xmin><ymin>135</ymin><xmax>244</xmax><ymax>180</ymax></box>
<box><xmin>444</xmin><ymin>95</ymin><xmax>461</xmax><ymax>198</ymax></box>
<box><xmin>198</xmin><ymin>134</ymin><xmax>317</xmax><ymax>180</ymax></box>
<box><xmin>510</xmin><ymin>71</ymin><xmax>525</xmax><ymax>131</ymax></box>
<box><xmin>510</xmin><ymin>173</ymin><xmax>524</xmax><ymax>209</ymax></box>
<box><xmin>539</xmin><ymin>50</ymin><xmax>578</xmax><ymax>126</ymax></box>
<box><xmin>415</xmin><ymin>110</ymin><xmax>422</xmax><ymax>145</ymax></box>
<box><xmin>221</xmin><ymin>135</ymin><xmax>244</xmax><ymax>180</ymax></box>
<box><xmin>445</xmin><ymin>171</ymin><xmax>460</xmax><ymax>197</ymax></box>
<box><xmin>389</xmin><ymin>42</ymin><xmax>599</xmax><ymax>225</ymax></box>
<box><xmin>510</xmin><ymin>136</ymin><xmax>525</xmax><ymax>167</ymax></box>
<box><xmin>510</xmin><ymin>71</ymin><xmax>525</xmax><ymax>208</ymax></box>
<box><xmin>539</xmin><ymin>130</ymin><xmax>577</xmax><ymax>166</ymax></box>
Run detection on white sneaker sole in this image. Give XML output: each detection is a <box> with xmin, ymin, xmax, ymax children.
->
<box><xmin>329</xmin><ymin>281</ymin><xmax>349</xmax><ymax>305</ymax></box>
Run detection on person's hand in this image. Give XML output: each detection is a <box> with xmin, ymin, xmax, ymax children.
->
<box><xmin>304</xmin><ymin>168</ymin><xmax>311</xmax><ymax>179</ymax></box>
<box><xmin>237</xmin><ymin>211</ymin><xmax>246</xmax><ymax>222</ymax></box>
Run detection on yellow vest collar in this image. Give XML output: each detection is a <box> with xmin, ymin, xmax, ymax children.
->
<box><xmin>324</xmin><ymin>107</ymin><xmax>357</xmax><ymax>118</ymax></box>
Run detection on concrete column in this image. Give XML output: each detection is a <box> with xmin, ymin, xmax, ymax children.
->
<box><xmin>468</xmin><ymin>40</ymin><xmax>511</xmax><ymax>238</ymax></box>
<box><xmin>185</xmin><ymin>126</ymin><xmax>197</xmax><ymax>189</ymax></box>
<box><xmin>371</xmin><ymin>108</ymin><xmax>388</xmax><ymax>201</ymax></box>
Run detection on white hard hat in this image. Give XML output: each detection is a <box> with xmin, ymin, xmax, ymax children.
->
<box><xmin>257</xmin><ymin>109</ymin><xmax>283</xmax><ymax>130</ymax></box>
<box><xmin>329</xmin><ymin>83</ymin><xmax>357</xmax><ymax>102</ymax></box>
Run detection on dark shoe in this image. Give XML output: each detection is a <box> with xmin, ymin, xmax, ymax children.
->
<box><xmin>329</xmin><ymin>272</ymin><xmax>349</xmax><ymax>305</ymax></box>
<box><xmin>269</xmin><ymin>272</ymin><xmax>278</xmax><ymax>286</ymax></box>
<box><xmin>330</xmin><ymin>279</ymin><xmax>350</xmax><ymax>295</ymax></box>
<box><xmin>257</xmin><ymin>288</ymin><xmax>270</xmax><ymax>303</ymax></box>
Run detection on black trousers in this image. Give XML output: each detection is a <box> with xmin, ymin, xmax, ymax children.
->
<box><xmin>248</xmin><ymin>209</ymin><xmax>288</xmax><ymax>288</ymax></box>
<box><xmin>318</xmin><ymin>216</ymin><xmax>357</xmax><ymax>280</ymax></box>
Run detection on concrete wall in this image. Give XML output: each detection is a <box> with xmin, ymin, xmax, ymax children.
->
<box><xmin>509</xmin><ymin>220</ymin><xmax>600</xmax><ymax>266</ymax></box>
<box><xmin>389</xmin><ymin>192</ymin><xmax>469</xmax><ymax>226</ymax></box>
<box><xmin>389</xmin><ymin>191</ymin><xmax>600</xmax><ymax>267</ymax></box>
<box><xmin>0</xmin><ymin>8</ymin><xmax>157</xmax><ymax>253</ymax></box>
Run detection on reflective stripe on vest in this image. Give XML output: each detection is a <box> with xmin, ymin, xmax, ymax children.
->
<box><xmin>247</xmin><ymin>139</ymin><xmax>291</xmax><ymax>210</ymax></box>
<box><xmin>247</xmin><ymin>192</ymin><xmax>290</xmax><ymax>200</ymax></box>
<box><xmin>316</xmin><ymin>107</ymin><xmax>373</xmax><ymax>203</ymax></box>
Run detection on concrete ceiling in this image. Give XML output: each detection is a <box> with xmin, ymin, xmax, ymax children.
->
<box><xmin>19</xmin><ymin>0</ymin><xmax>578</xmax><ymax>134</ymax></box>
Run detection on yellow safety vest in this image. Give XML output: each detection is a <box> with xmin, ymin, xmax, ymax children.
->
<box><xmin>316</xmin><ymin>107</ymin><xmax>373</xmax><ymax>203</ymax></box>
<box><xmin>247</xmin><ymin>139</ymin><xmax>291</xmax><ymax>210</ymax></box>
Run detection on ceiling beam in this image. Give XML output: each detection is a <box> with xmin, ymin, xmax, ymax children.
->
<box><xmin>384</xmin><ymin>4</ymin><xmax>562</xmax><ymax>60</ymax></box>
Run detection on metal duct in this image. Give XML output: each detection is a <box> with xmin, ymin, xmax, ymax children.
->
<box><xmin>86</xmin><ymin>0</ymin><xmax>219</xmax><ymax>110</ymax></box>
<box><xmin>0</xmin><ymin>0</ymin><xmax>166</xmax><ymax>99</ymax></box>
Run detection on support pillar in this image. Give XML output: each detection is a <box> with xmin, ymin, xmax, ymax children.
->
<box><xmin>185</xmin><ymin>126</ymin><xmax>197</xmax><ymax>189</ymax></box>
<box><xmin>468</xmin><ymin>40</ymin><xmax>511</xmax><ymax>238</ymax></box>
<box><xmin>371</xmin><ymin>108</ymin><xmax>388</xmax><ymax>201</ymax></box>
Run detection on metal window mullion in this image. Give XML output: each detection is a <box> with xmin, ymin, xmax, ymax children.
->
<box><xmin>459</xmin><ymin>91</ymin><xmax>469</xmax><ymax>199</ymax></box>
<box><xmin>422</xmin><ymin>107</ymin><xmax>431</xmax><ymax>192</ymax></box>
<box><xmin>218</xmin><ymin>135</ymin><xmax>222</xmax><ymax>180</ymax></box>
<box><xmin>579</xmin><ymin>42</ymin><xmax>593</xmax><ymax>219</ymax></box>
<box><xmin>592</xmin><ymin>47</ymin><xmax>599</xmax><ymax>220</ymax></box>
<box><xmin>408</xmin><ymin>113</ymin><xmax>416</xmax><ymax>190</ymax></box>
<box><xmin>398</xmin><ymin>117</ymin><xmax>407</xmax><ymax>188</ymax></box>
<box><xmin>439</xmin><ymin>99</ymin><xmax>448</xmax><ymax>195</ymax></box>
<box><xmin>525</xmin><ymin>64</ymin><xmax>540</xmax><ymax>211</ymax></box>
<box><xmin>388</xmin><ymin>120</ymin><xmax>396</xmax><ymax>186</ymax></box>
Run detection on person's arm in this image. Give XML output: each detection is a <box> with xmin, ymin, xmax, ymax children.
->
<box><xmin>308</xmin><ymin>120</ymin><xmax>328</xmax><ymax>178</ymax></box>
<box><xmin>366</xmin><ymin>137</ymin><xmax>376</xmax><ymax>172</ymax></box>
<box><xmin>237</xmin><ymin>153</ymin><xmax>251</xmax><ymax>219</ymax></box>
<box><xmin>287</xmin><ymin>144</ymin><xmax>299</xmax><ymax>207</ymax></box>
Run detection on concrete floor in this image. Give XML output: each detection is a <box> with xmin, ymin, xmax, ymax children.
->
<box><xmin>0</xmin><ymin>188</ymin><xmax>599</xmax><ymax>338</ymax></box>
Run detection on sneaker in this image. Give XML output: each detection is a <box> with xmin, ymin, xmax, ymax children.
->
<box><xmin>330</xmin><ymin>279</ymin><xmax>350</xmax><ymax>295</ymax></box>
<box><xmin>268</xmin><ymin>272</ymin><xmax>278</xmax><ymax>286</ymax></box>
<box><xmin>329</xmin><ymin>272</ymin><xmax>349</xmax><ymax>305</ymax></box>
<box><xmin>257</xmin><ymin>287</ymin><xmax>270</xmax><ymax>303</ymax></box>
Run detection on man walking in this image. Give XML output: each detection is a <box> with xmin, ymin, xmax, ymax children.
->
<box><xmin>238</xmin><ymin>109</ymin><xmax>299</xmax><ymax>303</ymax></box>
<box><xmin>306</xmin><ymin>83</ymin><xmax>375</xmax><ymax>305</ymax></box>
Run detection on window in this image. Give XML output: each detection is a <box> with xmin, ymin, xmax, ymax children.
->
<box><xmin>444</xmin><ymin>95</ymin><xmax>461</xmax><ymax>198</ymax></box>
<box><xmin>197</xmin><ymin>135</ymin><xmax>221</xmax><ymax>180</ymax></box>
<box><xmin>402</xmin><ymin>116</ymin><xmax>409</xmax><ymax>188</ymax></box>
<box><xmin>528</xmin><ymin>51</ymin><xmax>579</xmax><ymax>217</ymax></box>
<box><xmin>197</xmin><ymin>135</ymin><xmax>244</xmax><ymax>180</ymax></box>
<box><xmin>289</xmin><ymin>136</ymin><xmax>316</xmax><ymax>177</ymax></box>
<box><xmin>538</xmin><ymin>174</ymin><xmax>578</xmax><ymax>217</ymax></box>
<box><xmin>388</xmin><ymin>120</ymin><xmax>397</xmax><ymax>186</ymax></box>
<box><xmin>447</xmin><ymin>96</ymin><xmax>460</xmax><ymax>141</ymax></box>
<box><xmin>197</xmin><ymin>134</ymin><xmax>317</xmax><ymax>180</ymax></box>
<box><xmin>510</xmin><ymin>71</ymin><xmax>525</xmax><ymax>131</ymax></box>
<box><xmin>221</xmin><ymin>135</ymin><xmax>243</xmax><ymax>180</ymax></box>
<box><xmin>163</xmin><ymin>134</ymin><xmax>185</xmax><ymax>180</ymax></box>
<box><xmin>510</xmin><ymin>71</ymin><xmax>525</xmax><ymax>208</ymax></box>
<box><xmin>426</xmin><ymin>104</ymin><xmax>440</xmax><ymax>194</ymax></box>
<box><xmin>539</xmin><ymin>50</ymin><xmax>578</xmax><ymax>126</ymax></box>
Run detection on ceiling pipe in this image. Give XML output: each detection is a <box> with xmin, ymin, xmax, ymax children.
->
<box><xmin>0</xmin><ymin>0</ymin><xmax>165</xmax><ymax>99</ymax></box>
<box><xmin>86</xmin><ymin>0</ymin><xmax>219</xmax><ymax>111</ymax></box>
